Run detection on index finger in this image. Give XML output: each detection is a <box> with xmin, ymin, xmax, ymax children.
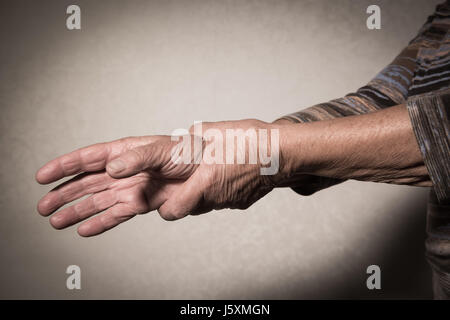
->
<box><xmin>36</xmin><ymin>136</ymin><xmax>161</xmax><ymax>184</ymax></box>
<box><xmin>35</xmin><ymin>142</ymin><xmax>112</xmax><ymax>184</ymax></box>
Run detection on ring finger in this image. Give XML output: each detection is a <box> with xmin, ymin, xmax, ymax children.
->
<box><xmin>49</xmin><ymin>188</ymin><xmax>119</xmax><ymax>229</ymax></box>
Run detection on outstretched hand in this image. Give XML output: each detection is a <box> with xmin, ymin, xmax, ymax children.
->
<box><xmin>36</xmin><ymin>120</ymin><xmax>277</xmax><ymax>237</ymax></box>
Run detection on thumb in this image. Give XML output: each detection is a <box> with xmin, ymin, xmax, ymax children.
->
<box><xmin>106</xmin><ymin>142</ymin><xmax>169</xmax><ymax>178</ymax></box>
<box><xmin>158</xmin><ymin>171</ymin><xmax>206</xmax><ymax>220</ymax></box>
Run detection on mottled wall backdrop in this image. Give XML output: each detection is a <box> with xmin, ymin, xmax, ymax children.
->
<box><xmin>0</xmin><ymin>0</ymin><xmax>441</xmax><ymax>299</ymax></box>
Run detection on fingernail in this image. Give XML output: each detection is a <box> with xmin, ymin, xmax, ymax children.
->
<box><xmin>107</xmin><ymin>159</ymin><xmax>126</xmax><ymax>173</ymax></box>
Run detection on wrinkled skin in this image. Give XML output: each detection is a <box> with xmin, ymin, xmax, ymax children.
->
<box><xmin>36</xmin><ymin>105</ymin><xmax>428</xmax><ymax>237</ymax></box>
<box><xmin>36</xmin><ymin>120</ymin><xmax>277</xmax><ymax>237</ymax></box>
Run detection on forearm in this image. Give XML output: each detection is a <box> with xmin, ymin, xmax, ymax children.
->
<box><xmin>270</xmin><ymin>50</ymin><xmax>416</xmax><ymax>193</ymax></box>
<box><xmin>275</xmin><ymin>104</ymin><xmax>430</xmax><ymax>186</ymax></box>
<box><xmin>271</xmin><ymin>15</ymin><xmax>427</xmax><ymax>189</ymax></box>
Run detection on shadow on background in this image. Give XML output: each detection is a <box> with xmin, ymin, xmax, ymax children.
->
<box><xmin>312</xmin><ymin>194</ymin><xmax>429</xmax><ymax>299</ymax></box>
<box><xmin>260</xmin><ymin>191</ymin><xmax>432</xmax><ymax>299</ymax></box>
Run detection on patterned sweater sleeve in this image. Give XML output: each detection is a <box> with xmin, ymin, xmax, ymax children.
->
<box><xmin>278</xmin><ymin>2</ymin><xmax>449</xmax><ymax>196</ymax></box>
<box><xmin>407</xmin><ymin>89</ymin><xmax>450</xmax><ymax>202</ymax></box>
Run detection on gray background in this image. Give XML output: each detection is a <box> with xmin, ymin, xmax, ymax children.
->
<box><xmin>0</xmin><ymin>0</ymin><xmax>442</xmax><ymax>299</ymax></box>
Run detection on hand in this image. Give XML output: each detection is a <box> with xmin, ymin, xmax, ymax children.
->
<box><xmin>36</xmin><ymin>135</ymin><xmax>198</xmax><ymax>236</ymax></box>
<box><xmin>36</xmin><ymin>120</ymin><xmax>277</xmax><ymax>237</ymax></box>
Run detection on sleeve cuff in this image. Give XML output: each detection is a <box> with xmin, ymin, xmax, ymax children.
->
<box><xmin>406</xmin><ymin>89</ymin><xmax>450</xmax><ymax>203</ymax></box>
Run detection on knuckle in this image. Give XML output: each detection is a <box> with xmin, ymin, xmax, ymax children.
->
<box><xmin>128</xmin><ymin>148</ymin><xmax>147</xmax><ymax>169</ymax></box>
<box><xmin>124</xmin><ymin>189</ymin><xmax>149</xmax><ymax>214</ymax></box>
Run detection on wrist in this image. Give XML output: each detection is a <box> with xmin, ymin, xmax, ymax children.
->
<box><xmin>264</xmin><ymin>122</ymin><xmax>315</xmax><ymax>187</ymax></box>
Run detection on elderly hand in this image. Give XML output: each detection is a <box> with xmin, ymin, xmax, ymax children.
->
<box><xmin>36</xmin><ymin>120</ymin><xmax>280</xmax><ymax>236</ymax></box>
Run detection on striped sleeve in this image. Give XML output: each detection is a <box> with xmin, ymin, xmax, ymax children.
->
<box><xmin>407</xmin><ymin>89</ymin><xmax>450</xmax><ymax>202</ymax></box>
<box><xmin>278</xmin><ymin>37</ymin><xmax>423</xmax><ymax>195</ymax></box>
<box><xmin>279</xmin><ymin>2</ymin><xmax>449</xmax><ymax>123</ymax></box>
<box><xmin>278</xmin><ymin>1</ymin><xmax>450</xmax><ymax>196</ymax></box>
